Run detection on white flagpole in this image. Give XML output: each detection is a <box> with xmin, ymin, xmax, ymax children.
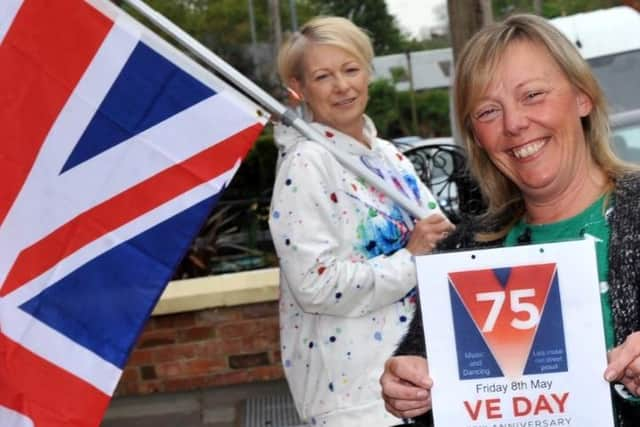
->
<box><xmin>120</xmin><ymin>0</ymin><xmax>441</xmax><ymax>220</ymax></box>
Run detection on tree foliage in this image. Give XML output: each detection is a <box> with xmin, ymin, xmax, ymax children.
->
<box><xmin>125</xmin><ymin>0</ymin><xmax>315</xmax><ymax>84</ymax></box>
<box><xmin>367</xmin><ymin>79</ymin><xmax>451</xmax><ymax>139</ymax></box>
<box><xmin>303</xmin><ymin>0</ymin><xmax>406</xmax><ymax>55</ymax></box>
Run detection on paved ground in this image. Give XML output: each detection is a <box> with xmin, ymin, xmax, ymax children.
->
<box><xmin>101</xmin><ymin>379</ymin><xmax>302</xmax><ymax>427</ymax></box>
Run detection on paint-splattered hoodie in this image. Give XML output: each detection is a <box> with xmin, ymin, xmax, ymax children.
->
<box><xmin>269</xmin><ymin>117</ymin><xmax>434</xmax><ymax>426</ymax></box>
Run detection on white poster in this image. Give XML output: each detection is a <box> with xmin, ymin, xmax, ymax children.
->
<box><xmin>417</xmin><ymin>239</ymin><xmax>615</xmax><ymax>427</ymax></box>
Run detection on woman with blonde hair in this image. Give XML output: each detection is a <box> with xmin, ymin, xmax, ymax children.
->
<box><xmin>269</xmin><ymin>16</ymin><xmax>454</xmax><ymax>426</ymax></box>
<box><xmin>380</xmin><ymin>13</ymin><xmax>640</xmax><ymax>427</ymax></box>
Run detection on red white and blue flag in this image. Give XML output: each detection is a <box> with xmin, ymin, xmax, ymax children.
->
<box><xmin>0</xmin><ymin>0</ymin><xmax>268</xmax><ymax>425</ymax></box>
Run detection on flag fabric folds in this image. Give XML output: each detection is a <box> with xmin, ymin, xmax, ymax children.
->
<box><xmin>0</xmin><ymin>0</ymin><xmax>268</xmax><ymax>425</ymax></box>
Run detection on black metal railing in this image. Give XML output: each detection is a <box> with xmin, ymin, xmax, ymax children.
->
<box><xmin>402</xmin><ymin>143</ymin><xmax>485</xmax><ymax>223</ymax></box>
<box><xmin>175</xmin><ymin>142</ymin><xmax>485</xmax><ymax>279</ymax></box>
<box><xmin>172</xmin><ymin>193</ymin><xmax>276</xmax><ymax>280</ymax></box>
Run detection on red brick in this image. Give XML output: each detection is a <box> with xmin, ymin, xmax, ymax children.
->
<box><xmin>163</xmin><ymin>376</ymin><xmax>207</xmax><ymax>392</ymax></box>
<box><xmin>196</xmin><ymin>340</ymin><xmax>229</xmax><ymax>358</ymax></box>
<box><xmin>248</xmin><ymin>365</ymin><xmax>285</xmax><ymax>382</ymax></box>
<box><xmin>152</xmin><ymin>342</ymin><xmax>199</xmax><ymax>363</ymax></box>
<box><xmin>218</xmin><ymin>337</ymin><xmax>252</xmax><ymax>355</ymax></box>
<box><xmin>219</xmin><ymin>336</ymin><xmax>267</xmax><ymax>355</ymax></box>
<box><xmin>195</xmin><ymin>340</ymin><xmax>221</xmax><ymax>358</ymax></box>
<box><xmin>153</xmin><ymin>312</ymin><xmax>197</xmax><ymax>329</ymax></box>
<box><xmin>217</xmin><ymin>321</ymin><xmax>257</xmax><ymax>339</ymax></box>
<box><xmin>140</xmin><ymin>365</ymin><xmax>158</xmax><ymax>380</ymax></box>
<box><xmin>241</xmin><ymin>302</ymin><xmax>278</xmax><ymax>319</ymax></box>
<box><xmin>199</xmin><ymin>337</ymin><xmax>249</xmax><ymax>355</ymax></box>
<box><xmin>197</xmin><ymin>307</ymin><xmax>241</xmax><ymax>324</ymax></box>
<box><xmin>229</xmin><ymin>352</ymin><xmax>269</xmax><ymax>369</ymax></box>
<box><xmin>182</xmin><ymin>357</ymin><xmax>227</xmax><ymax>376</ymax></box>
<box><xmin>161</xmin><ymin>377</ymin><xmax>192</xmax><ymax>392</ymax></box>
<box><xmin>138</xmin><ymin>329</ymin><xmax>177</xmax><ymax>348</ymax></box>
<box><xmin>155</xmin><ymin>361</ymin><xmax>183</xmax><ymax>378</ymax></box>
<box><xmin>204</xmin><ymin>334</ymin><xmax>279</xmax><ymax>357</ymax></box>
<box><xmin>127</xmin><ymin>348</ymin><xmax>153</xmax><ymax>366</ymax></box>
<box><xmin>243</xmin><ymin>336</ymin><xmax>279</xmax><ymax>353</ymax></box>
<box><xmin>203</xmin><ymin>370</ymin><xmax>250</xmax><ymax>387</ymax></box>
<box><xmin>178</xmin><ymin>326</ymin><xmax>214</xmax><ymax>342</ymax></box>
<box><xmin>137</xmin><ymin>381</ymin><xmax>163</xmax><ymax>394</ymax></box>
<box><xmin>155</xmin><ymin>355</ymin><xmax>227</xmax><ymax>379</ymax></box>
<box><xmin>119</xmin><ymin>367</ymin><xmax>139</xmax><ymax>384</ymax></box>
<box><xmin>113</xmin><ymin>304</ymin><xmax>288</xmax><ymax>396</ymax></box>
<box><xmin>254</xmin><ymin>320</ymin><xmax>280</xmax><ymax>341</ymax></box>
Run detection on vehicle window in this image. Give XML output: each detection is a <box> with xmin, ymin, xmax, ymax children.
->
<box><xmin>588</xmin><ymin>49</ymin><xmax>640</xmax><ymax>113</ymax></box>
<box><xmin>612</xmin><ymin>125</ymin><xmax>640</xmax><ymax>164</ymax></box>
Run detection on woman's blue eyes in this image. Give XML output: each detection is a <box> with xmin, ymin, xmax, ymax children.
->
<box><xmin>312</xmin><ymin>67</ymin><xmax>360</xmax><ymax>81</ymax></box>
<box><xmin>476</xmin><ymin>108</ymin><xmax>498</xmax><ymax>119</ymax></box>
<box><xmin>525</xmin><ymin>90</ymin><xmax>545</xmax><ymax>101</ymax></box>
<box><xmin>527</xmin><ymin>91</ymin><xmax>540</xmax><ymax>98</ymax></box>
<box><xmin>474</xmin><ymin>90</ymin><xmax>545</xmax><ymax>120</ymax></box>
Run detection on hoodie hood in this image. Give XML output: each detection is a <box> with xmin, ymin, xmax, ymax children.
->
<box><xmin>273</xmin><ymin>121</ymin><xmax>308</xmax><ymax>152</ymax></box>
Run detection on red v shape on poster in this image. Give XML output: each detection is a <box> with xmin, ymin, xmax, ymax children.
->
<box><xmin>449</xmin><ymin>263</ymin><xmax>561</xmax><ymax>379</ymax></box>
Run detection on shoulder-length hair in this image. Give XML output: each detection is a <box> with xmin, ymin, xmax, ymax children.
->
<box><xmin>454</xmin><ymin>13</ymin><xmax>634</xmax><ymax>232</ymax></box>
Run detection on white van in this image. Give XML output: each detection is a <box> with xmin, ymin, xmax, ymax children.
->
<box><xmin>556</xmin><ymin>7</ymin><xmax>640</xmax><ymax>164</ymax></box>
<box><xmin>555</xmin><ymin>7</ymin><xmax>640</xmax><ymax>163</ymax></box>
<box><xmin>551</xmin><ymin>6</ymin><xmax>640</xmax><ymax>114</ymax></box>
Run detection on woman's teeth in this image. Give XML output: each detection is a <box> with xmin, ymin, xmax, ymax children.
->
<box><xmin>512</xmin><ymin>139</ymin><xmax>546</xmax><ymax>159</ymax></box>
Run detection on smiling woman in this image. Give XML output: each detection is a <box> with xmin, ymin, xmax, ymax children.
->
<box><xmin>268</xmin><ymin>15</ymin><xmax>454</xmax><ymax>427</ymax></box>
<box><xmin>380</xmin><ymin>14</ymin><xmax>640</xmax><ymax>427</ymax></box>
<box><xmin>469</xmin><ymin>39</ymin><xmax>599</xmax><ymax>222</ymax></box>
<box><xmin>289</xmin><ymin>44</ymin><xmax>370</xmax><ymax>144</ymax></box>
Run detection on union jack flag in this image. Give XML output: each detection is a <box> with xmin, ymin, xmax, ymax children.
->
<box><xmin>0</xmin><ymin>0</ymin><xmax>268</xmax><ymax>425</ymax></box>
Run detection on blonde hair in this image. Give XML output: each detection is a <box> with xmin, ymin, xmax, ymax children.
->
<box><xmin>277</xmin><ymin>16</ymin><xmax>374</xmax><ymax>84</ymax></box>
<box><xmin>454</xmin><ymin>14</ymin><xmax>634</xmax><ymax>231</ymax></box>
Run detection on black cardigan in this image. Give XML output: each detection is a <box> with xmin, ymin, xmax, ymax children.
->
<box><xmin>395</xmin><ymin>173</ymin><xmax>640</xmax><ymax>427</ymax></box>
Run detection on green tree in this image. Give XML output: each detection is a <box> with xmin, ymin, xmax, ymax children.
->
<box><xmin>414</xmin><ymin>89</ymin><xmax>451</xmax><ymax>138</ymax></box>
<box><xmin>126</xmin><ymin>0</ymin><xmax>316</xmax><ymax>85</ymax></box>
<box><xmin>123</xmin><ymin>1</ymin><xmax>259</xmax><ymax>77</ymax></box>
<box><xmin>304</xmin><ymin>0</ymin><xmax>405</xmax><ymax>54</ymax></box>
<box><xmin>367</xmin><ymin>79</ymin><xmax>402</xmax><ymax>136</ymax></box>
<box><xmin>367</xmin><ymin>79</ymin><xmax>451</xmax><ymax>139</ymax></box>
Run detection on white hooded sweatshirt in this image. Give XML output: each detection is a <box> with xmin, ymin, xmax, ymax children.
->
<box><xmin>269</xmin><ymin>117</ymin><xmax>435</xmax><ymax>426</ymax></box>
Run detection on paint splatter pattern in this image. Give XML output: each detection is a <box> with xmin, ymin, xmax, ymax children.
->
<box><xmin>269</xmin><ymin>119</ymin><xmax>431</xmax><ymax>425</ymax></box>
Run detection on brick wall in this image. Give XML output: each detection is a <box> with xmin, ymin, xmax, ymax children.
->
<box><xmin>114</xmin><ymin>301</ymin><xmax>283</xmax><ymax>396</ymax></box>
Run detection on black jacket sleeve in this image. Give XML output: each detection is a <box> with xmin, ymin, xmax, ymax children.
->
<box><xmin>394</xmin><ymin>218</ymin><xmax>481</xmax><ymax>357</ymax></box>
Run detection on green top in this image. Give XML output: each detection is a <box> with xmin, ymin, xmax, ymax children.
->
<box><xmin>504</xmin><ymin>195</ymin><xmax>640</xmax><ymax>421</ymax></box>
<box><xmin>504</xmin><ymin>195</ymin><xmax>614</xmax><ymax>348</ymax></box>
